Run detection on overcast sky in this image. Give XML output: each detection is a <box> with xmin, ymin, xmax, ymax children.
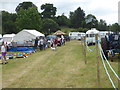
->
<box><xmin>0</xmin><ymin>0</ymin><xmax>120</xmax><ymax>24</ymax></box>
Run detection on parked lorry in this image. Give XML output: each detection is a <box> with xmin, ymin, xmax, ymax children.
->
<box><xmin>101</xmin><ymin>33</ymin><xmax>120</xmax><ymax>61</ymax></box>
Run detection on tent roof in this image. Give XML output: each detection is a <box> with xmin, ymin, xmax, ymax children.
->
<box><xmin>3</xmin><ymin>34</ymin><xmax>15</xmax><ymax>38</ymax></box>
<box><xmin>53</xmin><ymin>30</ymin><xmax>65</xmax><ymax>35</ymax></box>
<box><xmin>24</xmin><ymin>29</ymin><xmax>44</xmax><ymax>37</ymax></box>
<box><xmin>0</xmin><ymin>34</ymin><xmax>2</xmax><ymax>38</ymax></box>
<box><xmin>13</xmin><ymin>29</ymin><xmax>44</xmax><ymax>42</ymax></box>
<box><xmin>86</xmin><ymin>28</ymin><xmax>99</xmax><ymax>34</ymax></box>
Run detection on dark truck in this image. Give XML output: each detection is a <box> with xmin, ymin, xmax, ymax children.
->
<box><xmin>101</xmin><ymin>33</ymin><xmax>120</xmax><ymax>61</ymax></box>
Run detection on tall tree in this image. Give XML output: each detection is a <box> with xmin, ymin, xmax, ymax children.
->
<box><xmin>41</xmin><ymin>3</ymin><xmax>57</xmax><ymax>19</ymax></box>
<box><xmin>56</xmin><ymin>14</ymin><xmax>70</xmax><ymax>27</ymax></box>
<box><xmin>15</xmin><ymin>1</ymin><xmax>37</xmax><ymax>12</ymax></box>
<box><xmin>97</xmin><ymin>19</ymin><xmax>108</xmax><ymax>31</ymax></box>
<box><xmin>85</xmin><ymin>14</ymin><xmax>98</xmax><ymax>29</ymax></box>
<box><xmin>109</xmin><ymin>23</ymin><xmax>120</xmax><ymax>32</ymax></box>
<box><xmin>16</xmin><ymin>7</ymin><xmax>42</xmax><ymax>32</ymax></box>
<box><xmin>69</xmin><ymin>7</ymin><xmax>85</xmax><ymax>28</ymax></box>
<box><xmin>42</xmin><ymin>18</ymin><xmax>59</xmax><ymax>34</ymax></box>
<box><xmin>2</xmin><ymin>11</ymin><xmax>17</xmax><ymax>34</ymax></box>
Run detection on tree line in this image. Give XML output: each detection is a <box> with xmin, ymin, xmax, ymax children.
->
<box><xmin>2</xmin><ymin>1</ymin><xmax>120</xmax><ymax>35</ymax></box>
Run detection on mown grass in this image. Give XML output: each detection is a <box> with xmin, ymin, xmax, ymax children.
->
<box><xmin>2</xmin><ymin>40</ymin><xmax>119</xmax><ymax>88</ymax></box>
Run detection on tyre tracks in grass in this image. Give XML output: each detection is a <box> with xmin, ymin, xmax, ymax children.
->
<box><xmin>2</xmin><ymin>49</ymin><xmax>55</xmax><ymax>88</ymax></box>
<box><xmin>3</xmin><ymin>40</ymin><xmax>86</xmax><ymax>88</ymax></box>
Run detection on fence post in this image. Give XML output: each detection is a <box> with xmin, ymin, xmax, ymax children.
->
<box><xmin>118</xmin><ymin>55</ymin><xmax>120</xmax><ymax>90</ymax></box>
<box><xmin>95</xmin><ymin>34</ymin><xmax>101</xmax><ymax>88</ymax></box>
<box><xmin>83</xmin><ymin>36</ymin><xmax>87</xmax><ymax>64</ymax></box>
<box><xmin>81</xmin><ymin>37</ymin><xmax>84</xmax><ymax>56</ymax></box>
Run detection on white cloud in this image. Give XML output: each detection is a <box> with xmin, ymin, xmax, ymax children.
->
<box><xmin>0</xmin><ymin>0</ymin><xmax>119</xmax><ymax>24</ymax></box>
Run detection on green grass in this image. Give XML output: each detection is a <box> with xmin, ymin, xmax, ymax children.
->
<box><xmin>2</xmin><ymin>40</ymin><xmax>119</xmax><ymax>88</ymax></box>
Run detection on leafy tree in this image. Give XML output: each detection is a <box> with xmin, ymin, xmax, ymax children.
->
<box><xmin>41</xmin><ymin>3</ymin><xmax>57</xmax><ymax>19</ymax></box>
<box><xmin>97</xmin><ymin>19</ymin><xmax>108</xmax><ymax>31</ymax></box>
<box><xmin>109</xmin><ymin>23</ymin><xmax>120</xmax><ymax>32</ymax></box>
<box><xmin>16</xmin><ymin>7</ymin><xmax>42</xmax><ymax>32</ymax></box>
<box><xmin>69</xmin><ymin>7</ymin><xmax>85</xmax><ymax>28</ymax></box>
<box><xmin>42</xmin><ymin>18</ymin><xmax>59</xmax><ymax>34</ymax></box>
<box><xmin>2</xmin><ymin>11</ymin><xmax>17</xmax><ymax>34</ymax></box>
<box><xmin>56</xmin><ymin>14</ymin><xmax>70</xmax><ymax>27</ymax></box>
<box><xmin>85</xmin><ymin>14</ymin><xmax>98</xmax><ymax>29</ymax></box>
<box><xmin>15</xmin><ymin>1</ymin><xmax>37</xmax><ymax>12</ymax></box>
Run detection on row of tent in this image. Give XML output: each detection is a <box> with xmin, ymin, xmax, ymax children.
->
<box><xmin>0</xmin><ymin>29</ymin><xmax>45</xmax><ymax>45</ymax></box>
<box><xmin>0</xmin><ymin>29</ymin><xmax>67</xmax><ymax>46</ymax></box>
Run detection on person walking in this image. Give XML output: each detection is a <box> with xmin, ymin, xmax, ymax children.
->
<box><xmin>1</xmin><ymin>42</ymin><xmax>7</xmax><ymax>64</ymax></box>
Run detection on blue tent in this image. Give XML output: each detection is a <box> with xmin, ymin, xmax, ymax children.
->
<box><xmin>8</xmin><ymin>47</ymin><xmax>35</xmax><ymax>53</ymax></box>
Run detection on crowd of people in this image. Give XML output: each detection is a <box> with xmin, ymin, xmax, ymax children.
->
<box><xmin>0</xmin><ymin>35</ymin><xmax>69</xmax><ymax>64</ymax></box>
<box><xmin>34</xmin><ymin>36</ymin><xmax>66</xmax><ymax>51</ymax></box>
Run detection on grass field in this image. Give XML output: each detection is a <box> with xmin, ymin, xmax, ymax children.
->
<box><xmin>2</xmin><ymin>40</ymin><xmax>119</xmax><ymax>88</ymax></box>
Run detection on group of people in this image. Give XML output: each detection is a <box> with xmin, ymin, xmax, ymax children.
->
<box><xmin>0</xmin><ymin>36</ymin><xmax>66</xmax><ymax>64</ymax></box>
<box><xmin>34</xmin><ymin>36</ymin><xmax>65</xmax><ymax>51</ymax></box>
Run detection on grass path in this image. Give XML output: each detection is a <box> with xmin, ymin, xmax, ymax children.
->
<box><xmin>2</xmin><ymin>40</ymin><xmax>118</xmax><ymax>88</ymax></box>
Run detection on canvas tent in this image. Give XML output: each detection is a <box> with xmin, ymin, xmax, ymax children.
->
<box><xmin>3</xmin><ymin>34</ymin><xmax>15</xmax><ymax>44</ymax></box>
<box><xmin>13</xmin><ymin>29</ymin><xmax>44</xmax><ymax>42</ymax></box>
<box><xmin>53</xmin><ymin>30</ymin><xmax>65</xmax><ymax>35</ymax></box>
<box><xmin>0</xmin><ymin>34</ymin><xmax>2</xmax><ymax>38</ymax></box>
<box><xmin>0</xmin><ymin>34</ymin><xmax>3</xmax><ymax>45</ymax></box>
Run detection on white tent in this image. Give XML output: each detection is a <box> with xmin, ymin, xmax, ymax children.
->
<box><xmin>0</xmin><ymin>34</ymin><xmax>3</xmax><ymax>45</ymax></box>
<box><xmin>13</xmin><ymin>29</ymin><xmax>44</xmax><ymax>42</ymax></box>
<box><xmin>0</xmin><ymin>34</ymin><xmax>2</xmax><ymax>38</ymax></box>
<box><xmin>3</xmin><ymin>34</ymin><xmax>15</xmax><ymax>44</ymax></box>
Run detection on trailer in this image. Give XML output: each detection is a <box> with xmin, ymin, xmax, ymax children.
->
<box><xmin>86</xmin><ymin>28</ymin><xmax>99</xmax><ymax>45</ymax></box>
<box><xmin>101</xmin><ymin>33</ymin><xmax>120</xmax><ymax>61</ymax></box>
<box><xmin>69</xmin><ymin>32</ymin><xmax>85</xmax><ymax>40</ymax></box>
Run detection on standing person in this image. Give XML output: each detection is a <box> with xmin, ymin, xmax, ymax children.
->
<box><xmin>43</xmin><ymin>38</ymin><xmax>47</xmax><ymax>50</ymax></box>
<box><xmin>5</xmin><ymin>42</ymin><xmax>9</xmax><ymax>51</ymax></box>
<box><xmin>1</xmin><ymin>42</ymin><xmax>7</xmax><ymax>64</ymax></box>
<box><xmin>34</xmin><ymin>37</ymin><xmax>39</xmax><ymax>50</ymax></box>
<box><xmin>38</xmin><ymin>38</ymin><xmax>44</xmax><ymax>51</ymax></box>
<box><xmin>57</xmin><ymin>37</ymin><xmax>61</xmax><ymax>46</ymax></box>
<box><xmin>47</xmin><ymin>39</ymin><xmax>51</xmax><ymax>48</ymax></box>
<box><xmin>50</xmin><ymin>38</ymin><xmax>54</xmax><ymax>47</ymax></box>
<box><xmin>54</xmin><ymin>38</ymin><xmax>58</xmax><ymax>48</ymax></box>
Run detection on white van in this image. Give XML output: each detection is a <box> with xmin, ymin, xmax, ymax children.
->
<box><xmin>69</xmin><ymin>32</ymin><xmax>85</xmax><ymax>40</ymax></box>
<box><xmin>99</xmin><ymin>31</ymin><xmax>113</xmax><ymax>38</ymax></box>
<box><xmin>86</xmin><ymin>28</ymin><xmax>99</xmax><ymax>45</ymax></box>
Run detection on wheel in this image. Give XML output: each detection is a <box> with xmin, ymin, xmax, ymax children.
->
<box><xmin>101</xmin><ymin>37</ymin><xmax>109</xmax><ymax>59</ymax></box>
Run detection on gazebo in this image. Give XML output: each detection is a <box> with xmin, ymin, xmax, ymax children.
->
<box><xmin>53</xmin><ymin>30</ymin><xmax>65</xmax><ymax>35</ymax></box>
